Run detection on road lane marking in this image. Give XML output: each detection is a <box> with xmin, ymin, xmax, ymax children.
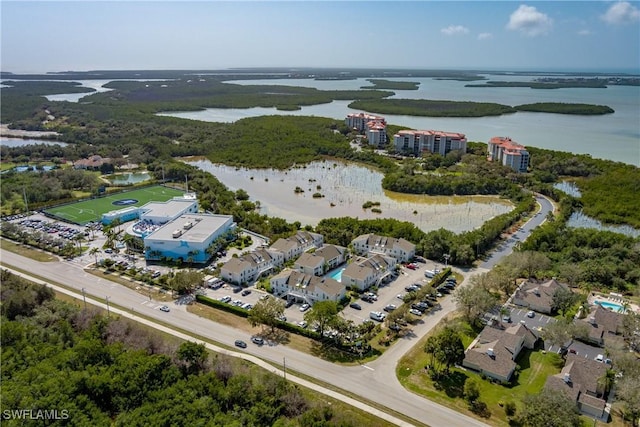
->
<box><xmin>362</xmin><ymin>365</ymin><xmax>375</xmax><ymax>371</ymax></box>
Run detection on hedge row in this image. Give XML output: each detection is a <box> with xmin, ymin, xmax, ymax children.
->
<box><xmin>196</xmin><ymin>294</ymin><xmax>249</xmax><ymax>318</ymax></box>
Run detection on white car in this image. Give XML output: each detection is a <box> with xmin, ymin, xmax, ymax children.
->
<box><xmin>527</xmin><ymin>310</ymin><xmax>535</xmax><ymax>318</ymax></box>
<box><xmin>299</xmin><ymin>303</ymin><xmax>310</xmax><ymax>312</ymax></box>
<box><xmin>595</xmin><ymin>354</ymin><xmax>604</xmax><ymax>362</ymax></box>
<box><xmin>297</xmin><ymin>321</ymin><xmax>308</xmax><ymax>328</ymax></box>
<box><xmin>159</xmin><ymin>305</ymin><xmax>170</xmax><ymax>312</ymax></box>
<box><xmin>369</xmin><ymin>311</ymin><xmax>385</xmax><ymax>322</ymax></box>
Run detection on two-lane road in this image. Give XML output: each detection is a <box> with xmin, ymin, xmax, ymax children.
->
<box><xmin>1</xmin><ymin>250</ymin><xmax>488</xmax><ymax>427</ymax></box>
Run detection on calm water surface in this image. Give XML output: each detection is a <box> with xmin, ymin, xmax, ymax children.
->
<box><xmin>185</xmin><ymin>158</ymin><xmax>513</xmax><ymax>233</ymax></box>
<box><xmin>0</xmin><ymin>137</ymin><xmax>68</xmax><ymax>147</ymax></box>
<box><xmin>162</xmin><ymin>75</ymin><xmax>640</xmax><ymax>165</ymax></box>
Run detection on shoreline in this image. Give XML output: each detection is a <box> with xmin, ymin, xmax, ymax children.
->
<box><xmin>0</xmin><ymin>124</ymin><xmax>60</xmax><ymax>138</ymax></box>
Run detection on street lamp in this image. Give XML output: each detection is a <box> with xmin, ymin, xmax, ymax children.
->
<box><xmin>106</xmin><ymin>296</ymin><xmax>111</xmax><ymax>317</ymax></box>
<box><xmin>443</xmin><ymin>254</ymin><xmax>450</xmax><ymax>268</ymax></box>
<box><xmin>81</xmin><ymin>288</ymin><xmax>87</xmax><ymax>310</ymax></box>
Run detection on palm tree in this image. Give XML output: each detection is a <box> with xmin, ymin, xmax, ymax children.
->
<box><xmin>597</xmin><ymin>368</ymin><xmax>616</xmax><ymax>395</ymax></box>
<box><xmin>89</xmin><ymin>247</ymin><xmax>100</xmax><ymax>268</ymax></box>
<box><xmin>74</xmin><ymin>233</ymin><xmax>86</xmax><ymax>254</ymax></box>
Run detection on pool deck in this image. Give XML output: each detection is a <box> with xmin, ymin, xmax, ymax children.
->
<box><xmin>589</xmin><ymin>293</ymin><xmax>640</xmax><ymax>314</ymax></box>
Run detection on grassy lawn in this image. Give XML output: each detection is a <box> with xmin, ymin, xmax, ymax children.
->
<box><xmin>397</xmin><ymin>316</ymin><xmax>564</xmax><ymax>426</ymax></box>
<box><xmin>43</xmin><ymin>184</ymin><xmax>184</xmax><ymax>224</ymax></box>
<box><xmin>0</xmin><ymin>238</ymin><xmax>57</xmax><ymax>262</ymax></box>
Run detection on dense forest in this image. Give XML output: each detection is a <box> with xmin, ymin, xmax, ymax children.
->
<box><xmin>0</xmin><ymin>270</ymin><xmax>386</xmax><ymax>426</ymax></box>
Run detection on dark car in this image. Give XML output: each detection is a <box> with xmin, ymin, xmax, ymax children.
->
<box><xmin>285</xmin><ymin>300</ymin><xmax>294</xmax><ymax>308</ymax></box>
<box><xmin>232</xmin><ymin>287</ymin><xmax>242</xmax><ymax>294</ymax></box>
<box><xmin>234</xmin><ymin>340</ymin><xmax>247</xmax><ymax>348</ymax></box>
<box><xmin>349</xmin><ymin>302</ymin><xmax>362</xmax><ymax>310</ymax></box>
<box><xmin>241</xmin><ymin>289</ymin><xmax>252</xmax><ymax>296</ymax></box>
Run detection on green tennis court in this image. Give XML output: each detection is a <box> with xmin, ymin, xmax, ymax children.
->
<box><xmin>44</xmin><ymin>185</ymin><xmax>186</xmax><ymax>225</ymax></box>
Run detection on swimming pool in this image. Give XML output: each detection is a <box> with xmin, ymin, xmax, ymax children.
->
<box><xmin>328</xmin><ymin>268</ymin><xmax>345</xmax><ymax>283</ymax></box>
<box><xmin>594</xmin><ymin>300</ymin><xmax>625</xmax><ymax>313</ymax></box>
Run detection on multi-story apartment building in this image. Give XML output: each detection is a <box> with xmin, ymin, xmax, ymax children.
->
<box><xmin>351</xmin><ymin>233</ymin><xmax>416</xmax><ymax>263</ymax></box>
<box><xmin>220</xmin><ymin>248</ymin><xmax>284</xmax><ymax>286</ymax></box>
<box><xmin>345</xmin><ymin>113</ymin><xmax>387</xmax><ymax>146</ymax></box>
<box><xmin>487</xmin><ymin>136</ymin><xmax>530</xmax><ymax>173</ymax></box>
<box><xmin>269</xmin><ymin>231</ymin><xmax>324</xmax><ymax>262</ymax></box>
<box><xmin>393</xmin><ymin>129</ymin><xmax>467</xmax><ymax>156</ymax></box>
<box><xmin>293</xmin><ymin>244</ymin><xmax>347</xmax><ymax>276</ymax></box>
<box><xmin>270</xmin><ymin>269</ymin><xmax>345</xmax><ymax>305</ymax></box>
<box><xmin>341</xmin><ymin>254</ymin><xmax>397</xmax><ymax>291</ymax></box>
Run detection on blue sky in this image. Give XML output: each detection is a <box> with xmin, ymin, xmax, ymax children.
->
<box><xmin>1</xmin><ymin>1</ymin><xmax>639</xmax><ymax>73</ymax></box>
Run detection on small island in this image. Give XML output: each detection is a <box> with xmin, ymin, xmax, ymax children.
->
<box><xmin>514</xmin><ymin>102</ymin><xmax>614</xmax><ymax>115</ymax></box>
<box><xmin>360</xmin><ymin>79</ymin><xmax>420</xmax><ymax>90</ymax></box>
<box><xmin>348</xmin><ymin>98</ymin><xmax>516</xmax><ymax>117</ymax></box>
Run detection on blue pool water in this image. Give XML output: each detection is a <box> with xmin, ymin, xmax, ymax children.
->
<box><xmin>329</xmin><ymin>268</ymin><xmax>344</xmax><ymax>282</ymax></box>
<box><xmin>594</xmin><ymin>300</ymin><xmax>625</xmax><ymax>313</ymax></box>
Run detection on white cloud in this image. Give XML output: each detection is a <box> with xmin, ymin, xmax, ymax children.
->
<box><xmin>441</xmin><ymin>25</ymin><xmax>469</xmax><ymax>36</ymax></box>
<box><xmin>601</xmin><ymin>1</ymin><xmax>640</xmax><ymax>25</ymax></box>
<box><xmin>506</xmin><ymin>4</ymin><xmax>553</xmax><ymax>36</ymax></box>
<box><xmin>477</xmin><ymin>32</ymin><xmax>493</xmax><ymax>40</ymax></box>
<box><xmin>577</xmin><ymin>29</ymin><xmax>592</xmax><ymax>36</ymax></box>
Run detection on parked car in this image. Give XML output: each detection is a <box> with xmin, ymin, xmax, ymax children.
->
<box><xmin>297</xmin><ymin>320</ymin><xmax>308</xmax><ymax>328</ymax></box>
<box><xmin>219</xmin><ymin>295</ymin><xmax>232</xmax><ymax>303</ymax></box>
<box><xmin>299</xmin><ymin>303</ymin><xmax>310</xmax><ymax>312</ymax></box>
<box><xmin>383</xmin><ymin>304</ymin><xmax>397</xmax><ymax>312</ymax></box>
<box><xmin>349</xmin><ymin>302</ymin><xmax>362</xmax><ymax>310</ymax></box>
<box><xmin>369</xmin><ymin>311</ymin><xmax>385</xmax><ymax>322</ymax></box>
<box><xmin>251</xmin><ymin>336</ymin><xmax>264</xmax><ymax>346</ymax></box>
<box><xmin>234</xmin><ymin>340</ymin><xmax>247</xmax><ymax>348</ymax></box>
<box><xmin>285</xmin><ymin>300</ymin><xmax>294</xmax><ymax>308</ymax></box>
<box><xmin>527</xmin><ymin>310</ymin><xmax>535</xmax><ymax>318</ymax></box>
<box><xmin>409</xmin><ymin>308</ymin><xmax>424</xmax><ymax>316</ymax></box>
<box><xmin>502</xmin><ymin>314</ymin><xmax>511</xmax><ymax>323</ymax></box>
<box><xmin>241</xmin><ymin>289</ymin><xmax>252</xmax><ymax>296</ymax></box>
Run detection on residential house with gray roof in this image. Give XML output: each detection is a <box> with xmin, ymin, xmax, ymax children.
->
<box><xmin>462</xmin><ymin>323</ymin><xmax>538</xmax><ymax>382</ymax></box>
<box><xmin>577</xmin><ymin>304</ymin><xmax>625</xmax><ymax>347</ymax></box>
<box><xmin>511</xmin><ymin>278</ymin><xmax>570</xmax><ymax>314</ymax></box>
<box><xmin>545</xmin><ymin>353</ymin><xmax>608</xmax><ymax>418</ymax></box>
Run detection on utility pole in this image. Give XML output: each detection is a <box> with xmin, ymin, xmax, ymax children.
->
<box><xmin>81</xmin><ymin>288</ymin><xmax>87</xmax><ymax>310</ymax></box>
<box><xmin>443</xmin><ymin>253</ymin><xmax>450</xmax><ymax>268</ymax></box>
<box><xmin>106</xmin><ymin>296</ymin><xmax>110</xmax><ymax>317</ymax></box>
<box><xmin>23</xmin><ymin>186</ymin><xmax>29</xmax><ymax>214</ymax></box>
<box><xmin>283</xmin><ymin>357</ymin><xmax>286</xmax><ymax>382</ymax></box>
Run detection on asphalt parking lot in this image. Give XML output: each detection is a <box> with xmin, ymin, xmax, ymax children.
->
<box><xmin>341</xmin><ymin>262</ymin><xmax>450</xmax><ymax>325</ymax></box>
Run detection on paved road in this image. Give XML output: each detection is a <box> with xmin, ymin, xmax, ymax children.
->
<box><xmin>1</xmin><ymin>250</ymin><xmax>489</xmax><ymax>427</ymax></box>
<box><xmin>480</xmin><ymin>194</ymin><xmax>554</xmax><ymax>269</ymax></box>
<box><xmin>1</xmin><ymin>195</ymin><xmax>552</xmax><ymax>426</ymax></box>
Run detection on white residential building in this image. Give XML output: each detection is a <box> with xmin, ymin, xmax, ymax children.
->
<box><xmin>271</xmin><ymin>269</ymin><xmax>345</xmax><ymax>305</ymax></box>
<box><xmin>341</xmin><ymin>254</ymin><xmax>396</xmax><ymax>291</ymax></box>
<box><xmin>346</xmin><ymin>112</ymin><xmax>387</xmax><ymax>146</ymax></box>
<box><xmin>351</xmin><ymin>233</ymin><xmax>416</xmax><ymax>263</ymax></box>
<box><xmin>393</xmin><ymin>129</ymin><xmax>467</xmax><ymax>156</ymax></box>
<box><xmin>487</xmin><ymin>136</ymin><xmax>530</xmax><ymax>173</ymax></box>
<box><xmin>294</xmin><ymin>244</ymin><xmax>347</xmax><ymax>276</ymax></box>
<box><xmin>220</xmin><ymin>248</ymin><xmax>284</xmax><ymax>286</ymax></box>
<box><xmin>269</xmin><ymin>231</ymin><xmax>324</xmax><ymax>261</ymax></box>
